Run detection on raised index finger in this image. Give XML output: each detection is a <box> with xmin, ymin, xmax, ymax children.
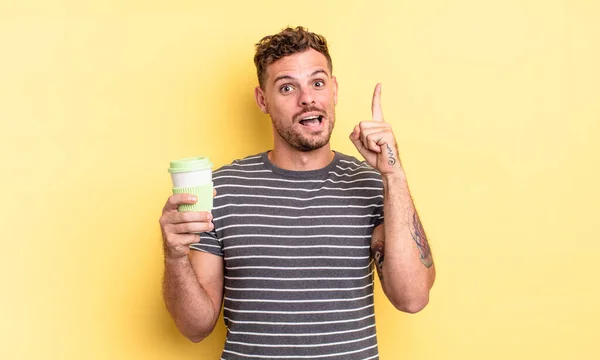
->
<box><xmin>371</xmin><ymin>83</ymin><xmax>384</xmax><ymax>122</ymax></box>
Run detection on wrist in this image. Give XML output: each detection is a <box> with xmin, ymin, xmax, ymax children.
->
<box><xmin>164</xmin><ymin>252</ymin><xmax>190</xmax><ymax>266</ymax></box>
<box><xmin>381</xmin><ymin>168</ymin><xmax>407</xmax><ymax>184</ymax></box>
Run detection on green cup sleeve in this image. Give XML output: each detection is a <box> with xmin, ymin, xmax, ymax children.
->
<box><xmin>172</xmin><ymin>183</ymin><xmax>213</xmax><ymax>212</ymax></box>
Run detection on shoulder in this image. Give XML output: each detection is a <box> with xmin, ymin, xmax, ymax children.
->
<box><xmin>334</xmin><ymin>152</ymin><xmax>382</xmax><ymax>178</ymax></box>
<box><xmin>213</xmin><ymin>152</ymin><xmax>266</xmax><ymax>174</ymax></box>
<box><xmin>335</xmin><ymin>152</ymin><xmax>369</xmax><ymax>169</ymax></box>
<box><xmin>212</xmin><ymin>152</ymin><xmax>270</xmax><ymax>186</ymax></box>
<box><xmin>214</xmin><ymin>152</ymin><xmax>264</xmax><ymax>171</ymax></box>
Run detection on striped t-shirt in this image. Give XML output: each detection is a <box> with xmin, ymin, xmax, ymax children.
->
<box><xmin>191</xmin><ymin>151</ymin><xmax>385</xmax><ymax>359</ymax></box>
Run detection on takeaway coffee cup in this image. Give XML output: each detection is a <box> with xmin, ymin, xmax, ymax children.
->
<box><xmin>168</xmin><ymin>156</ymin><xmax>213</xmax><ymax>212</ymax></box>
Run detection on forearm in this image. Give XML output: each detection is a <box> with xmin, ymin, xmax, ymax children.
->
<box><xmin>162</xmin><ymin>256</ymin><xmax>218</xmax><ymax>342</ymax></box>
<box><xmin>380</xmin><ymin>170</ymin><xmax>435</xmax><ymax>312</ymax></box>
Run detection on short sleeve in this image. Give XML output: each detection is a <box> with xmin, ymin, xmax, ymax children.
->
<box><xmin>372</xmin><ymin>172</ymin><xmax>385</xmax><ymax>228</ymax></box>
<box><xmin>190</xmin><ymin>229</ymin><xmax>223</xmax><ymax>257</ymax></box>
<box><xmin>372</xmin><ymin>196</ymin><xmax>384</xmax><ymax>228</ymax></box>
<box><xmin>374</xmin><ymin>210</ymin><xmax>384</xmax><ymax>228</ymax></box>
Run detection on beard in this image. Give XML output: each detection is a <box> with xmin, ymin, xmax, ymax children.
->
<box><xmin>272</xmin><ymin>108</ymin><xmax>335</xmax><ymax>152</ymax></box>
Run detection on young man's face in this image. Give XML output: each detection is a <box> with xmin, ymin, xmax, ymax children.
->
<box><xmin>255</xmin><ymin>49</ymin><xmax>338</xmax><ymax>152</ymax></box>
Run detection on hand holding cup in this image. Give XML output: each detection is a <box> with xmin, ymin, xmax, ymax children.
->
<box><xmin>159</xmin><ymin>193</ymin><xmax>215</xmax><ymax>260</ymax></box>
<box><xmin>159</xmin><ymin>157</ymin><xmax>215</xmax><ymax>260</ymax></box>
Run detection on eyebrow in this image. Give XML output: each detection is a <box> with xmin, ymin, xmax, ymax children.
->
<box><xmin>273</xmin><ymin>69</ymin><xmax>329</xmax><ymax>85</ymax></box>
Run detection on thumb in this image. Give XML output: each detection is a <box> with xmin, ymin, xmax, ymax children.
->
<box><xmin>349</xmin><ymin>125</ymin><xmax>366</xmax><ymax>153</ymax></box>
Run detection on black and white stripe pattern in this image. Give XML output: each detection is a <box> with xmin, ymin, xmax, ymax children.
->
<box><xmin>191</xmin><ymin>151</ymin><xmax>384</xmax><ymax>359</ymax></box>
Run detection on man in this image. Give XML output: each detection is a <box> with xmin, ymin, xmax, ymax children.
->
<box><xmin>159</xmin><ymin>26</ymin><xmax>435</xmax><ymax>359</ymax></box>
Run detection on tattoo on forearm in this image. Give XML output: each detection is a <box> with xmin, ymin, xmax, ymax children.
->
<box><xmin>372</xmin><ymin>239</ymin><xmax>385</xmax><ymax>280</ymax></box>
<box><xmin>385</xmin><ymin>144</ymin><xmax>396</xmax><ymax>166</ymax></box>
<box><xmin>410</xmin><ymin>212</ymin><xmax>433</xmax><ymax>268</ymax></box>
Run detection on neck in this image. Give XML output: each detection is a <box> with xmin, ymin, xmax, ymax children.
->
<box><xmin>268</xmin><ymin>144</ymin><xmax>334</xmax><ymax>171</ymax></box>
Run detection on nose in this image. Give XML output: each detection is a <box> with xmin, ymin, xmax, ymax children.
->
<box><xmin>298</xmin><ymin>87</ymin><xmax>315</xmax><ymax>106</ymax></box>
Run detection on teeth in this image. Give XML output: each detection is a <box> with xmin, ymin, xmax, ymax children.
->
<box><xmin>302</xmin><ymin>115</ymin><xmax>320</xmax><ymax>120</ymax></box>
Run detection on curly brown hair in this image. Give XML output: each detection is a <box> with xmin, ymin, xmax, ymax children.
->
<box><xmin>254</xmin><ymin>26</ymin><xmax>332</xmax><ymax>89</ymax></box>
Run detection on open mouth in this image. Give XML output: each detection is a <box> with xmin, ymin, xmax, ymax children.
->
<box><xmin>299</xmin><ymin>115</ymin><xmax>323</xmax><ymax>127</ymax></box>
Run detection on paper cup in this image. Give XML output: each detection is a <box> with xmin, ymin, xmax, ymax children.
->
<box><xmin>168</xmin><ymin>156</ymin><xmax>213</xmax><ymax>212</ymax></box>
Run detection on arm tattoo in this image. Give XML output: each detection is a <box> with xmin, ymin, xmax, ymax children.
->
<box><xmin>385</xmin><ymin>144</ymin><xmax>397</xmax><ymax>166</ymax></box>
<box><xmin>410</xmin><ymin>212</ymin><xmax>433</xmax><ymax>268</ymax></box>
<box><xmin>371</xmin><ymin>239</ymin><xmax>385</xmax><ymax>280</ymax></box>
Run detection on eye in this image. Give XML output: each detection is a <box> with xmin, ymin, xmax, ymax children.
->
<box><xmin>314</xmin><ymin>80</ymin><xmax>325</xmax><ymax>88</ymax></box>
<box><xmin>280</xmin><ymin>84</ymin><xmax>294</xmax><ymax>94</ymax></box>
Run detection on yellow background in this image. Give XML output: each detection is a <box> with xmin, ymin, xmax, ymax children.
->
<box><xmin>1</xmin><ymin>0</ymin><xmax>599</xmax><ymax>359</ymax></box>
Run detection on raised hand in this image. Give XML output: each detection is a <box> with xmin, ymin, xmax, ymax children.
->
<box><xmin>349</xmin><ymin>83</ymin><xmax>401</xmax><ymax>175</ymax></box>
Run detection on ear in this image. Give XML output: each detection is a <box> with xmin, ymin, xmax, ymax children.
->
<box><xmin>332</xmin><ymin>76</ymin><xmax>339</xmax><ymax>106</ymax></box>
<box><xmin>254</xmin><ymin>86</ymin><xmax>269</xmax><ymax>114</ymax></box>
